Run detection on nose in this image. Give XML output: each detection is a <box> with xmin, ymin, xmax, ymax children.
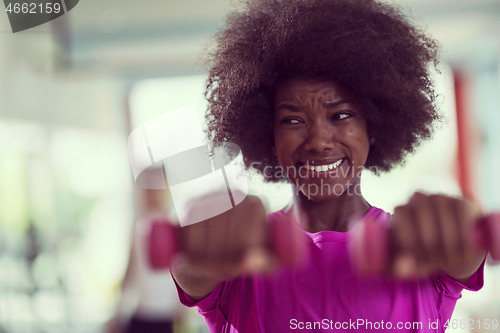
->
<box><xmin>304</xmin><ymin>120</ymin><xmax>334</xmax><ymax>152</ymax></box>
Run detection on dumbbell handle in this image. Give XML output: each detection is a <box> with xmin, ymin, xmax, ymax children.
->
<box><xmin>350</xmin><ymin>213</ymin><xmax>500</xmax><ymax>276</ymax></box>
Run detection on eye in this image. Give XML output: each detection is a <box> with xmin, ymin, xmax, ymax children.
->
<box><xmin>331</xmin><ymin>112</ymin><xmax>352</xmax><ymax>121</ymax></box>
<box><xmin>281</xmin><ymin>118</ymin><xmax>304</xmax><ymax>125</ymax></box>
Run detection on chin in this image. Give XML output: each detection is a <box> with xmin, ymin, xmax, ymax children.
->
<box><xmin>295</xmin><ymin>181</ymin><xmax>351</xmax><ymax>202</ymax></box>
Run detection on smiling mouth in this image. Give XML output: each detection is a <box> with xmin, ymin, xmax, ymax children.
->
<box><xmin>303</xmin><ymin>158</ymin><xmax>344</xmax><ymax>172</ymax></box>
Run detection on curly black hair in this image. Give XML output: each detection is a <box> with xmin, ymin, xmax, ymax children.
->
<box><xmin>205</xmin><ymin>0</ymin><xmax>440</xmax><ymax>181</ymax></box>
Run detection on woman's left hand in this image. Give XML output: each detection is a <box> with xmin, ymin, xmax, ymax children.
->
<box><xmin>390</xmin><ymin>192</ymin><xmax>486</xmax><ymax>282</ymax></box>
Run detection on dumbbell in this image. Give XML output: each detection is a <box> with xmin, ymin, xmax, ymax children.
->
<box><xmin>148</xmin><ymin>211</ymin><xmax>500</xmax><ymax>273</ymax></box>
<box><xmin>349</xmin><ymin>213</ymin><xmax>500</xmax><ymax>276</ymax></box>
<box><xmin>147</xmin><ymin>219</ymin><xmax>178</xmax><ymax>269</ymax></box>
<box><xmin>146</xmin><ymin>213</ymin><xmax>306</xmax><ymax>270</ymax></box>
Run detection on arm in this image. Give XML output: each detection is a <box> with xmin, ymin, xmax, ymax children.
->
<box><xmin>170</xmin><ymin>256</ymin><xmax>223</xmax><ymax>301</ymax></box>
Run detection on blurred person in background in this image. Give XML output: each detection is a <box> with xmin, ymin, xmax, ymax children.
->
<box><xmin>108</xmin><ymin>189</ymin><xmax>184</xmax><ymax>333</ymax></box>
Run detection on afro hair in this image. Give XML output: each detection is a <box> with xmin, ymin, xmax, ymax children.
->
<box><xmin>204</xmin><ymin>0</ymin><xmax>441</xmax><ymax>181</ymax></box>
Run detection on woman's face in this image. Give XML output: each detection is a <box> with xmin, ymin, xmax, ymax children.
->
<box><xmin>273</xmin><ymin>78</ymin><xmax>371</xmax><ymax>202</ymax></box>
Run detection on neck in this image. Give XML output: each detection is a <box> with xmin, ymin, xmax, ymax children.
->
<box><xmin>288</xmin><ymin>188</ymin><xmax>371</xmax><ymax>233</ymax></box>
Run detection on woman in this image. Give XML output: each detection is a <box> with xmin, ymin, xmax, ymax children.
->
<box><xmin>171</xmin><ymin>0</ymin><xmax>486</xmax><ymax>332</ymax></box>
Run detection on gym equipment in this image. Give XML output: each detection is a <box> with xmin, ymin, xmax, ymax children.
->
<box><xmin>146</xmin><ymin>211</ymin><xmax>500</xmax><ymax>274</ymax></box>
<box><xmin>350</xmin><ymin>213</ymin><xmax>500</xmax><ymax>275</ymax></box>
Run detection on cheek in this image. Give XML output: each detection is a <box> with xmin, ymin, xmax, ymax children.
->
<box><xmin>274</xmin><ymin>140</ymin><xmax>290</xmax><ymax>162</ymax></box>
<box><xmin>274</xmin><ymin>132</ymin><xmax>297</xmax><ymax>163</ymax></box>
<box><xmin>351</xmin><ymin>129</ymin><xmax>370</xmax><ymax>146</ymax></box>
<box><xmin>346</xmin><ymin>124</ymin><xmax>370</xmax><ymax>159</ymax></box>
<box><xmin>357</xmin><ymin>135</ymin><xmax>371</xmax><ymax>163</ymax></box>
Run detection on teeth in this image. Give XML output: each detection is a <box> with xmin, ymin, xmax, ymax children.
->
<box><xmin>306</xmin><ymin>159</ymin><xmax>343</xmax><ymax>172</ymax></box>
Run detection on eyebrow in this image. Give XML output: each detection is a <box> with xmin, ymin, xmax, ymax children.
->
<box><xmin>275</xmin><ymin>103</ymin><xmax>303</xmax><ymax>112</ymax></box>
<box><xmin>324</xmin><ymin>100</ymin><xmax>352</xmax><ymax>108</ymax></box>
<box><xmin>275</xmin><ymin>99</ymin><xmax>352</xmax><ymax>111</ymax></box>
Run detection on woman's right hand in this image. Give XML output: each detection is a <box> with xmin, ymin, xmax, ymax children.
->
<box><xmin>171</xmin><ymin>192</ymin><xmax>305</xmax><ymax>300</ymax></box>
<box><xmin>178</xmin><ymin>193</ymin><xmax>275</xmax><ymax>281</ymax></box>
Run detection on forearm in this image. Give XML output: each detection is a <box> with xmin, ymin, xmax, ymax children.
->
<box><xmin>170</xmin><ymin>255</ymin><xmax>224</xmax><ymax>301</ymax></box>
<box><xmin>441</xmin><ymin>249</ymin><xmax>487</xmax><ymax>284</ymax></box>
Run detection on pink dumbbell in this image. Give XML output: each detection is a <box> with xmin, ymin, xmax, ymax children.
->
<box><xmin>147</xmin><ymin>219</ymin><xmax>178</xmax><ymax>269</ymax></box>
<box><xmin>146</xmin><ymin>214</ymin><xmax>305</xmax><ymax>270</ymax></box>
<box><xmin>349</xmin><ymin>213</ymin><xmax>500</xmax><ymax>276</ymax></box>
